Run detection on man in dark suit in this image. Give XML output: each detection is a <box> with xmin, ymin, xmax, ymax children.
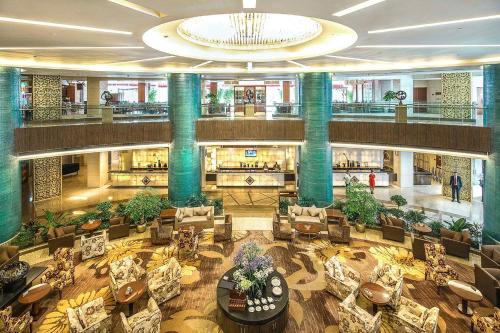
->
<box><xmin>449</xmin><ymin>171</ymin><xmax>463</xmax><ymax>203</ymax></box>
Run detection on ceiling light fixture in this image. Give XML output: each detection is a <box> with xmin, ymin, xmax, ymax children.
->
<box><xmin>111</xmin><ymin>56</ymin><xmax>175</xmax><ymax>65</ymax></box>
<box><xmin>369</xmin><ymin>14</ymin><xmax>500</xmax><ymax>33</ymax></box>
<box><xmin>247</xmin><ymin>62</ymin><xmax>253</xmax><ymax>70</ymax></box>
<box><xmin>325</xmin><ymin>55</ymin><xmax>388</xmax><ymax>63</ymax></box>
<box><xmin>287</xmin><ymin>60</ymin><xmax>308</xmax><ymax>68</ymax></box>
<box><xmin>192</xmin><ymin>60</ymin><xmax>213</xmax><ymax>69</ymax></box>
<box><xmin>357</xmin><ymin>44</ymin><xmax>500</xmax><ymax>48</ymax></box>
<box><xmin>333</xmin><ymin>0</ymin><xmax>386</xmax><ymax>17</ymax></box>
<box><xmin>0</xmin><ymin>16</ymin><xmax>132</xmax><ymax>35</ymax></box>
<box><xmin>0</xmin><ymin>46</ymin><xmax>144</xmax><ymax>50</ymax></box>
<box><xmin>108</xmin><ymin>0</ymin><xmax>166</xmax><ymax>18</ymax></box>
<box><xmin>243</xmin><ymin>0</ymin><xmax>256</xmax><ymax>9</ymax></box>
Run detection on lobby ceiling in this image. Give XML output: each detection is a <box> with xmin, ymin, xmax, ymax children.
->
<box><xmin>0</xmin><ymin>0</ymin><xmax>499</xmax><ymax>74</ymax></box>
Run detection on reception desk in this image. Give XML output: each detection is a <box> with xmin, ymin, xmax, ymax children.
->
<box><xmin>216</xmin><ymin>171</ymin><xmax>286</xmax><ymax>187</ymax></box>
<box><xmin>109</xmin><ymin>170</ymin><xmax>168</xmax><ymax>187</ymax></box>
<box><xmin>333</xmin><ymin>169</ymin><xmax>390</xmax><ymax>187</ymax></box>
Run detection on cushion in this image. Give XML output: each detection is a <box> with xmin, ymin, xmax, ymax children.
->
<box><xmin>182</xmin><ymin>216</ymin><xmax>207</xmax><ymax>223</ymax></box>
<box><xmin>183</xmin><ymin>208</ymin><xmax>194</xmax><ymax>218</ymax></box>
<box><xmin>194</xmin><ymin>207</ymin><xmax>204</xmax><ymax>216</ymax></box>
<box><xmin>390</xmin><ymin>218</ymin><xmax>404</xmax><ymax>228</ymax></box>
<box><xmin>333</xmin><ymin>259</ymin><xmax>344</xmax><ymax>281</ymax></box>
<box><xmin>380</xmin><ymin>213</ymin><xmax>387</xmax><ymax>224</ymax></box>
<box><xmin>295</xmin><ymin>216</ymin><xmax>321</xmax><ymax>223</ymax></box>
<box><xmin>0</xmin><ymin>251</ymin><xmax>10</xmax><ymax>265</ymax></box>
<box><xmin>78</xmin><ymin>300</ymin><xmax>107</xmax><ymax>328</ymax></box>
<box><xmin>386</xmin><ymin>218</ymin><xmax>393</xmax><ymax>226</ymax></box>
<box><xmin>279</xmin><ymin>223</ymin><xmax>291</xmax><ymax>234</ymax></box>
<box><xmin>482</xmin><ymin>245</ymin><xmax>498</xmax><ymax>258</ymax></box>
<box><xmin>291</xmin><ymin>205</ymin><xmax>303</xmax><ymax>216</ymax></box>
<box><xmin>201</xmin><ymin>205</ymin><xmax>211</xmax><ymax>215</ymax></box>
<box><xmin>461</xmin><ymin>231</ymin><xmax>471</xmax><ymax>244</ymax></box>
<box><xmin>47</xmin><ymin>227</ymin><xmax>56</xmax><ymax>240</ymax></box>
<box><xmin>109</xmin><ymin>218</ymin><xmax>122</xmax><ymax>226</ymax></box>
<box><xmin>309</xmin><ymin>207</ymin><xmax>322</xmax><ymax>217</ymax></box>
<box><xmin>484</xmin><ymin>268</ymin><xmax>500</xmax><ymax>281</ymax></box>
<box><xmin>440</xmin><ymin>228</ymin><xmax>456</xmax><ymax>240</ymax></box>
<box><xmin>55</xmin><ymin>227</ymin><xmax>65</xmax><ymax>238</ymax></box>
<box><xmin>452</xmin><ymin>231</ymin><xmax>462</xmax><ymax>242</ymax></box>
<box><xmin>493</xmin><ymin>248</ymin><xmax>500</xmax><ymax>264</ymax></box>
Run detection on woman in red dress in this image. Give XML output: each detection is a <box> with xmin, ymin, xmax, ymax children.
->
<box><xmin>368</xmin><ymin>169</ymin><xmax>376</xmax><ymax>194</ymax></box>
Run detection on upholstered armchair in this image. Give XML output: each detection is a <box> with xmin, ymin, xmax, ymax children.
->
<box><xmin>0</xmin><ymin>306</ymin><xmax>32</xmax><ymax>333</ymax></box>
<box><xmin>0</xmin><ymin>245</ymin><xmax>19</xmax><ymax>269</ymax></box>
<box><xmin>47</xmin><ymin>225</ymin><xmax>76</xmax><ymax>255</ymax></box>
<box><xmin>424</xmin><ymin>243</ymin><xmax>459</xmax><ymax>293</ymax></box>
<box><xmin>338</xmin><ymin>293</ymin><xmax>382</xmax><ymax>333</ymax></box>
<box><xmin>150</xmin><ymin>219</ymin><xmax>173</xmax><ymax>245</ymax></box>
<box><xmin>380</xmin><ymin>213</ymin><xmax>406</xmax><ymax>243</ymax></box>
<box><xmin>481</xmin><ymin>245</ymin><xmax>500</xmax><ymax>269</ymax></box>
<box><xmin>108</xmin><ymin>216</ymin><xmax>130</xmax><ymax>241</ymax></box>
<box><xmin>471</xmin><ymin>307</ymin><xmax>500</xmax><ymax>333</ymax></box>
<box><xmin>369</xmin><ymin>262</ymin><xmax>403</xmax><ymax>309</ymax></box>
<box><xmin>147</xmin><ymin>257</ymin><xmax>182</xmax><ymax>305</ymax></box>
<box><xmin>440</xmin><ymin>228</ymin><xmax>471</xmax><ymax>259</ymax></box>
<box><xmin>272</xmin><ymin>213</ymin><xmax>293</xmax><ymax>241</ymax></box>
<box><xmin>67</xmin><ymin>297</ymin><xmax>111</xmax><ymax>333</ymax></box>
<box><xmin>81</xmin><ymin>231</ymin><xmax>106</xmax><ymax>261</ymax></box>
<box><xmin>109</xmin><ymin>255</ymin><xmax>146</xmax><ymax>300</ymax></box>
<box><xmin>120</xmin><ymin>298</ymin><xmax>162</xmax><ymax>333</ymax></box>
<box><xmin>214</xmin><ymin>214</ymin><xmax>233</xmax><ymax>242</ymax></box>
<box><xmin>328</xmin><ymin>218</ymin><xmax>351</xmax><ymax>244</ymax></box>
<box><xmin>41</xmin><ymin>248</ymin><xmax>75</xmax><ymax>299</ymax></box>
<box><xmin>177</xmin><ymin>227</ymin><xmax>199</xmax><ymax>259</ymax></box>
<box><xmin>324</xmin><ymin>256</ymin><xmax>360</xmax><ymax>300</ymax></box>
<box><xmin>385</xmin><ymin>296</ymin><xmax>440</xmax><ymax>333</ymax></box>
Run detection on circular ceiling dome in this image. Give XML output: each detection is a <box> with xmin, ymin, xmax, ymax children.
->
<box><xmin>177</xmin><ymin>13</ymin><xmax>323</xmax><ymax>51</ymax></box>
<box><xmin>143</xmin><ymin>13</ymin><xmax>357</xmax><ymax>62</ymax></box>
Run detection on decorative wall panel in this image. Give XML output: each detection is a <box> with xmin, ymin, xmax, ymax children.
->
<box><xmin>441</xmin><ymin>155</ymin><xmax>471</xmax><ymax>202</ymax></box>
<box><xmin>33</xmin><ymin>156</ymin><xmax>62</xmax><ymax>202</ymax></box>
<box><xmin>298</xmin><ymin>73</ymin><xmax>333</xmax><ymax>206</ymax></box>
<box><xmin>441</xmin><ymin>72</ymin><xmax>471</xmax><ymax>119</ymax></box>
<box><xmin>33</xmin><ymin>75</ymin><xmax>61</xmax><ymax>120</ymax></box>
<box><xmin>0</xmin><ymin>67</ymin><xmax>22</xmax><ymax>242</ymax></box>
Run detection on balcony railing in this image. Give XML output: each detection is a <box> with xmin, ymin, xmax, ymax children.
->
<box><xmin>201</xmin><ymin>103</ymin><xmax>301</xmax><ymax>119</ymax></box>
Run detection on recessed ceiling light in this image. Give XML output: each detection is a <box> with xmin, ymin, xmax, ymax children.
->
<box><xmin>0</xmin><ymin>16</ymin><xmax>132</xmax><ymax>35</ymax></box>
<box><xmin>325</xmin><ymin>55</ymin><xmax>388</xmax><ymax>63</ymax></box>
<box><xmin>333</xmin><ymin>0</ymin><xmax>386</xmax><ymax>17</ymax></box>
<box><xmin>192</xmin><ymin>60</ymin><xmax>213</xmax><ymax>69</ymax></box>
<box><xmin>108</xmin><ymin>0</ymin><xmax>166</xmax><ymax>18</ymax></box>
<box><xmin>243</xmin><ymin>0</ymin><xmax>256</xmax><ymax>9</ymax></box>
<box><xmin>287</xmin><ymin>60</ymin><xmax>308</xmax><ymax>68</ymax></box>
<box><xmin>357</xmin><ymin>44</ymin><xmax>500</xmax><ymax>48</ymax></box>
<box><xmin>369</xmin><ymin>14</ymin><xmax>500</xmax><ymax>33</ymax></box>
<box><xmin>0</xmin><ymin>46</ymin><xmax>144</xmax><ymax>50</ymax></box>
<box><xmin>111</xmin><ymin>56</ymin><xmax>175</xmax><ymax>64</ymax></box>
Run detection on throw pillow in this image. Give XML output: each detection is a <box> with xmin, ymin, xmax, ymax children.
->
<box><xmin>452</xmin><ymin>231</ymin><xmax>462</xmax><ymax>242</ymax></box>
<box><xmin>183</xmin><ymin>208</ymin><xmax>194</xmax><ymax>218</ymax></box>
<box><xmin>0</xmin><ymin>251</ymin><xmax>9</xmax><ymax>265</ymax></box>
<box><xmin>391</xmin><ymin>218</ymin><xmax>404</xmax><ymax>228</ymax></box>
<box><xmin>493</xmin><ymin>248</ymin><xmax>500</xmax><ymax>264</ymax></box>
<box><xmin>109</xmin><ymin>218</ymin><xmax>121</xmax><ymax>226</ymax></box>
<box><xmin>291</xmin><ymin>205</ymin><xmax>303</xmax><ymax>216</ymax></box>
<box><xmin>386</xmin><ymin>218</ymin><xmax>393</xmax><ymax>226</ymax></box>
<box><xmin>484</xmin><ymin>268</ymin><xmax>500</xmax><ymax>280</ymax></box>
<box><xmin>55</xmin><ymin>227</ymin><xmax>65</xmax><ymax>238</ymax></box>
<box><xmin>47</xmin><ymin>227</ymin><xmax>56</xmax><ymax>240</ymax></box>
<box><xmin>380</xmin><ymin>213</ymin><xmax>387</xmax><ymax>224</ymax></box>
<box><xmin>462</xmin><ymin>231</ymin><xmax>472</xmax><ymax>244</ymax></box>
<box><xmin>482</xmin><ymin>245</ymin><xmax>497</xmax><ymax>258</ymax></box>
<box><xmin>194</xmin><ymin>207</ymin><xmax>204</xmax><ymax>216</ymax></box>
<box><xmin>309</xmin><ymin>207</ymin><xmax>321</xmax><ymax>217</ymax></box>
<box><xmin>201</xmin><ymin>205</ymin><xmax>212</xmax><ymax>215</ymax></box>
<box><xmin>440</xmin><ymin>228</ymin><xmax>455</xmax><ymax>240</ymax></box>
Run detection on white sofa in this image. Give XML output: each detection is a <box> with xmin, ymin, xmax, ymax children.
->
<box><xmin>175</xmin><ymin>206</ymin><xmax>214</xmax><ymax>230</ymax></box>
<box><xmin>288</xmin><ymin>204</ymin><xmax>327</xmax><ymax>229</ymax></box>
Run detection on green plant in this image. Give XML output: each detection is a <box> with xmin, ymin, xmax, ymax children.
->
<box><xmin>206</xmin><ymin>92</ymin><xmax>218</xmax><ymax>105</ymax></box>
<box><xmin>96</xmin><ymin>201</ymin><xmax>113</xmax><ymax>222</ymax></box>
<box><xmin>387</xmin><ymin>207</ymin><xmax>405</xmax><ymax>219</ymax></box>
<box><xmin>212</xmin><ymin>198</ymin><xmax>224</xmax><ymax>216</ymax></box>
<box><xmin>279</xmin><ymin>198</ymin><xmax>290</xmax><ymax>215</ymax></box>
<box><xmin>403</xmin><ymin>209</ymin><xmax>426</xmax><ymax>231</ymax></box>
<box><xmin>390</xmin><ymin>195</ymin><xmax>407</xmax><ymax>210</ymax></box>
<box><xmin>160</xmin><ymin>198</ymin><xmax>174</xmax><ymax>210</ymax></box>
<box><xmin>124</xmin><ymin>191</ymin><xmax>161</xmax><ymax>224</ymax></box>
<box><xmin>186</xmin><ymin>193</ymin><xmax>210</xmax><ymax>207</ymax></box>
<box><xmin>383</xmin><ymin>90</ymin><xmax>397</xmax><ymax>102</ymax></box>
<box><xmin>12</xmin><ymin>225</ymin><xmax>35</xmax><ymax>247</ymax></box>
<box><xmin>43</xmin><ymin>210</ymin><xmax>70</xmax><ymax>228</ymax></box>
<box><xmin>444</xmin><ymin>217</ymin><xmax>472</xmax><ymax>232</ymax></box>
<box><xmin>115</xmin><ymin>202</ymin><xmax>127</xmax><ymax>217</ymax></box>
<box><xmin>344</xmin><ymin>184</ymin><xmax>380</xmax><ymax>226</ymax></box>
<box><xmin>148</xmin><ymin>88</ymin><xmax>157</xmax><ymax>103</ymax></box>
<box><xmin>428</xmin><ymin>220</ymin><xmax>444</xmax><ymax>238</ymax></box>
<box><xmin>69</xmin><ymin>211</ymin><xmax>100</xmax><ymax>229</ymax></box>
<box><xmin>332</xmin><ymin>199</ymin><xmax>346</xmax><ymax>212</ymax></box>
<box><xmin>468</xmin><ymin>222</ymin><xmax>482</xmax><ymax>249</ymax></box>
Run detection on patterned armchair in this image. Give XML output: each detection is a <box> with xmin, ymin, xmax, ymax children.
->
<box><xmin>81</xmin><ymin>231</ymin><xmax>106</xmax><ymax>261</ymax></box>
<box><xmin>324</xmin><ymin>256</ymin><xmax>360</xmax><ymax>300</ymax></box>
<box><xmin>177</xmin><ymin>227</ymin><xmax>199</xmax><ymax>259</ymax></box>
<box><xmin>0</xmin><ymin>306</ymin><xmax>32</xmax><ymax>333</ymax></box>
<box><xmin>369</xmin><ymin>262</ymin><xmax>403</xmax><ymax>309</ymax></box>
<box><xmin>109</xmin><ymin>256</ymin><xmax>146</xmax><ymax>300</ymax></box>
<box><xmin>67</xmin><ymin>297</ymin><xmax>112</xmax><ymax>333</ymax></box>
<box><xmin>41</xmin><ymin>248</ymin><xmax>75</xmax><ymax>299</ymax></box>
<box><xmin>338</xmin><ymin>293</ymin><xmax>382</xmax><ymax>333</ymax></box>
<box><xmin>385</xmin><ymin>296</ymin><xmax>440</xmax><ymax>333</ymax></box>
<box><xmin>471</xmin><ymin>307</ymin><xmax>500</xmax><ymax>333</ymax></box>
<box><xmin>147</xmin><ymin>257</ymin><xmax>182</xmax><ymax>305</ymax></box>
<box><xmin>424</xmin><ymin>243</ymin><xmax>459</xmax><ymax>293</ymax></box>
<box><xmin>120</xmin><ymin>297</ymin><xmax>162</xmax><ymax>333</ymax></box>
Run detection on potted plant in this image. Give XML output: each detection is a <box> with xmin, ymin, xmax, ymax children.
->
<box><xmin>344</xmin><ymin>183</ymin><xmax>380</xmax><ymax>232</ymax></box>
<box><xmin>124</xmin><ymin>191</ymin><xmax>161</xmax><ymax>232</ymax></box>
<box><xmin>390</xmin><ymin>195</ymin><xmax>407</xmax><ymax>210</ymax></box>
<box><xmin>403</xmin><ymin>209</ymin><xmax>427</xmax><ymax>231</ymax></box>
<box><xmin>206</xmin><ymin>93</ymin><xmax>218</xmax><ymax>114</ymax></box>
<box><xmin>279</xmin><ymin>198</ymin><xmax>289</xmax><ymax>216</ymax></box>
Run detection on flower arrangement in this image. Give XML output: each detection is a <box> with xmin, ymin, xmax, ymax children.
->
<box><xmin>233</xmin><ymin>242</ymin><xmax>273</xmax><ymax>297</ymax></box>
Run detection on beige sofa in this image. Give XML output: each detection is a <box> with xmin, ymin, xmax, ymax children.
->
<box><xmin>288</xmin><ymin>204</ymin><xmax>327</xmax><ymax>230</ymax></box>
<box><xmin>175</xmin><ymin>206</ymin><xmax>214</xmax><ymax>230</ymax></box>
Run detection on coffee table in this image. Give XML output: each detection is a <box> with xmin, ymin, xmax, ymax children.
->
<box><xmin>413</xmin><ymin>223</ymin><xmax>432</xmax><ymax>237</ymax></box>
<box><xmin>0</xmin><ymin>266</ymin><xmax>46</xmax><ymax>309</ymax></box>
<box><xmin>295</xmin><ymin>223</ymin><xmax>322</xmax><ymax>240</ymax></box>
<box><xmin>360</xmin><ymin>282</ymin><xmax>391</xmax><ymax>314</ymax></box>
<box><xmin>18</xmin><ymin>283</ymin><xmax>52</xmax><ymax>319</ymax></box>
<box><xmin>116</xmin><ymin>280</ymin><xmax>147</xmax><ymax>316</ymax></box>
<box><xmin>81</xmin><ymin>220</ymin><xmax>102</xmax><ymax>234</ymax></box>
<box><xmin>448</xmin><ymin>280</ymin><xmax>483</xmax><ymax>315</ymax></box>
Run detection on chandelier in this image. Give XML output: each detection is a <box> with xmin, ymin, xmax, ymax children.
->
<box><xmin>177</xmin><ymin>13</ymin><xmax>322</xmax><ymax>51</ymax></box>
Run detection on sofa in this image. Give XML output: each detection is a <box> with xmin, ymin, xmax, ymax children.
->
<box><xmin>288</xmin><ymin>204</ymin><xmax>326</xmax><ymax>229</ymax></box>
<box><xmin>67</xmin><ymin>297</ymin><xmax>111</xmax><ymax>332</ymax></box>
<box><xmin>214</xmin><ymin>214</ymin><xmax>232</xmax><ymax>242</ymax></box>
<box><xmin>47</xmin><ymin>225</ymin><xmax>76</xmax><ymax>255</ymax></box>
<box><xmin>109</xmin><ymin>256</ymin><xmax>146</xmax><ymax>301</ymax></box>
<box><xmin>412</xmin><ymin>237</ymin><xmax>433</xmax><ymax>261</ymax></box>
<box><xmin>108</xmin><ymin>216</ymin><xmax>130</xmax><ymax>241</ymax></box>
<box><xmin>440</xmin><ymin>227</ymin><xmax>471</xmax><ymax>259</ymax></box>
<box><xmin>0</xmin><ymin>245</ymin><xmax>19</xmax><ymax>270</ymax></box>
<box><xmin>0</xmin><ymin>305</ymin><xmax>32</xmax><ymax>333</ymax></box>
<box><xmin>324</xmin><ymin>256</ymin><xmax>360</xmax><ymax>300</ymax></box>
<box><xmin>120</xmin><ymin>298</ymin><xmax>162</xmax><ymax>333</ymax></box>
<box><xmin>272</xmin><ymin>213</ymin><xmax>293</xmax><ymax>241</ymax></box>
<box><xmin>385</xmin><ymin>296</ymin><xmax>440</xmax><ymax>333</ymax></box>
<box><xmin>338</xmin><ymin>293</ymin><xmax>382</xmax><ymax>333</ymax></box>
<box><xmin>41</xmin><ymin>248</ymin><xmax>75</xmax><ymax>299</ymax></box>
<box><xmin>424</xmin><ymin>243</ymin><xmax>459</xmax><ymax>293</ymax></box>
<box><xmin>369</xmin><ymin>262</ymin><xmax>404</xmax><ymax>309</ymax></box>
<box><xmin>81</xmin><ymin>231</ymin><xmax>106</xmax><ymax>261</ymax></box>
<box><xmin>380</xmin><ymin>213</ymin><xmax>406</xmax><ymax>243</ymax></box>
<box><xmin>175</xmin><ymin>206</ymin><xmax>214</xmax><ymax>230</ymax></box>
<box><xmin>471</xmin><ymin>307</ymin><xmax>500</xmax><ymax>333</ymax></box>
<box><xmin>147</xmin><ymin>257</ymin><xmax>181</xmax><ymax>305</ymax></box>
<box><xmin>474</xmin><ymin>264</ymin><xmax>500</xmax><ymax>307</ymax></box>
<box><xmin>150</xmin><ymin>218</ymin><xmax>173</xmax><ymax>245</ymax></box>
<box><xmin>481</xmin><ymin>245</ymin><xmax>500</xmax><ymax>269</ymax></box>
<box><xmin>328</xmin><ymin>218</ymin><xmax>351</xmax><ymax>244</ymax></box>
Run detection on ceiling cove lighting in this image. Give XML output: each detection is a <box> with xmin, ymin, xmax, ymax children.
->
<box><xmin>357</xmin><ymin>44</ymin><xmax>500</xmax><ymax>48</ymax></box>
<box><xmin>287</xmin><ymin>60</ymin><xmax>308</xmax><ymax>68</ymax></box>
<box><xmin>111</xmin><ymin>55</ymin><xmax>175</xmax><ymax>65</ymax></box>
<box><xmin>0</xmin><ymin>46</ymin><xmax>144</xmax><ymax>50</ymax></box>
<box><xmin>333</xmin><ymin>0</ymin><xmax>386</xmax><ymax>17</ymax></box>
<box><xmin>0</xmin><ymin>16</ymin><xmax>132</xmax><ymax>35</ymax></box>
<box><xmin>325</xmin><ymin>55</ymin><xmax>388</xmax><ymax>63</ymax></box>
<box><xmin>108</xmin><ymin>0</ymin><xmax>166</xmax><ymax>17</ymax></box>
<box><xmin>243</xmin><ymin>0</ymin><xmax>256</xmax><ymax>9</ymax></box>
<box><xmin>197</xmin><ymin>141</ymin><xmax>304</xmax><ymax>146</ymax></box>
<box><xmin>192</xmin><ymin>60</ymin><xmax>213</xmax><ymax>69</ymax></box>
<box><xmin>369</xmin><ymin>14</ymin><xmax>500</xmax><ymax>34</ymax></box>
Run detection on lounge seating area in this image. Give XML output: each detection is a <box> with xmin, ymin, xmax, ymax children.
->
<box><xmin>175</xmin><ymin>206</ymin><xmax>214</xmax><ymax>230</ymax></box>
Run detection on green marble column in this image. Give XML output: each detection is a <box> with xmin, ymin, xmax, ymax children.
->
<box><xmin>0</xmin><ymin>67</ymin><xmax>21</xmax><ymax>243</ymax></box>
<box><xmin>483</xmin><ymin>64</ymin><xmax>500</xmax><ymax>244</ymax></box>
<box><xmin>168</xmin><ymin>73</ymin><xmax>201</xmax><ymax>206</ymax></box>
<box><xmin>298</xmin><ymin>73</ymin><xmax>333</xmax><ymax>207</ymax></box>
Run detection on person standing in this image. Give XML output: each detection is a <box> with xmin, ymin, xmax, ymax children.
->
<box><xmin>449</xmin><ymin>171</ymin><xmax>462</xmax><ymax>203</ymax></box>
<box><xmin>369</xmin><ymin>169</ymin><xmax>376</xmax><ymax>194</ymax></box>
<box><xmin>343</xmin><ymin>170</ymin><xmax>352</xmax><ymax>194</ymax></box>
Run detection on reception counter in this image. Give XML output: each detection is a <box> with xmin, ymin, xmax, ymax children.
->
<box><xmin>333</xmin><ymin>168</ymin><xmax>390</xmax><ymax>187</ymax></box>
<box><xmin>109</xmin><ymin>170</ymin><xmax>168</xmax><ymax>187</ymax></box>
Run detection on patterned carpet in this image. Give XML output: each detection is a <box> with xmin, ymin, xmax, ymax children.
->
<box><xmin>31</xmin><ymin>231</ymin><xmax>490</xmax><ymax>333</ymax></box>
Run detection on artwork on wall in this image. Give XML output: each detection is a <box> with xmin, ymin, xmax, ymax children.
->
<box><xmin>33</xmin><ymin>75</ymin><xmax>62</xmax><ymax>121</ymax></box>
<box><xmin>442</xmin><ymin>155</ymin><xmax>471</xmax><ymax>202</ymax></box>
<box><xmin>441</xmin><ymin>72</ymin><xmax>472</xmax><ymax>119</ymax></box>
<box><xmin>33</xmin><ymin>157</ymin><xmax>62</xmax><ymax>202</ymax></box>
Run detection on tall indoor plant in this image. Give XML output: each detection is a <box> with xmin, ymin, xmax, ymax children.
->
<box><xmin>344</xmin><ymin>183</ymin><xmax>380</xmax><ymax>232</ymax></box>
<box><xmin>124</xmin><ymin>191</ymin><xmax>161</xmax><ymax>232</ymax></box>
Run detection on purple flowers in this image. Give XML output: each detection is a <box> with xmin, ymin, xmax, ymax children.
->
<box><xmin>233</xmin><ymin>241</ymin><xmax>273</xmax><ymax>295</ymax></box>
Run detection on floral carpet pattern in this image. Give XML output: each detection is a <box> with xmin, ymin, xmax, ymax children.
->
<box><xmin>32</xmin><ymin>231</ymin><xmax>487</xmax><ymax>333</ymax></box>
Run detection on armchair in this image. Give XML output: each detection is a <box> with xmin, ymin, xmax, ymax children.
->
<box><xmin>324</xmin><ymin>256</ymin><xmax>360</xmax><ymax>300</ymax></box>
<box><xmin>328</xmin><ymin>218</ymin><xmax>350</xmax><ymax>243</ymax></box>
<box><xmin>120</xmin><ymin>298</ymin><xmax>162</xmax><ymax>333</ymax></box>
<box><xmin>81</xmin><ymin>231</ymin><xmax>106</xmax><ymax>261</ymax></box>
<box><xmin>471</xmin><ymin>307</ymin><xmax>499</xmax><ymax>333</ymax></box>
<box><xmin>0</xmin><ymin>306</ymin><xmax>32</xmax><ymax>333</ymax></box>
<box><xmin>0</xmin><ymin>245</ymin><xmax>19</xmax><ymax>269</ymax></box>
<box><xmin>474</xmin><ymin>264</ymin><xmax>500</xmax><ymax>306</ymax></box>
<box><xmin>385</xmin><ymin>296</ymin><xmax>440</xmax><ymax>333</ymax></box>
<box><xmin>412</xmin><ymin>237</ymin><xmax>433</xmax><ymax>261</ymax></box>
<box><xmin>338</xmin><ymin>293</ymin><xmax>382</xmax><ymax>333</ymax></box>
<box><xmin>369</xmin><ymin>262</ymin><xmax>403</xmax><ymax>309</ymax></box>
<box><xmin>481</xmin><ymin>245</ymin><xmax>500</xmax><ymax>269</ymax></box>
<box><xmin>67</xmin><ymin>297</ymin><xmax>111</xmax><ymax>333</ymax></box>
<box><xmin>47</xmin><ymin>225</ymin><xmax>76</xmax><ymax>255</ymax></box>
<box><xmin>108</xmin><ymin>216</ymin><xmax>130</xmax><ymax>241</ymax></box>
<box><xmin>41</xmin><ymin>248</ymin><xmax>75</xmax><ymax>299</ymax></box>
<box><xmin>150</xmin><ymin>218</ymin><xmax>173</xmax><ymax>245</ymax></box>
<box><xmin>380</xmin><ymin>213</ymin><xmax>406</xmax><ymax>243</ymax></box>
<box><xmin>272</xmin><ymin>213</ymin><xmax>293</xmax><ymax>241</ymax></box>
<box><xmin>147</xmin><ymin>257</ymin><xmax>182</xmax><ymax>305</ymax></box>
<box><xmin>109</xmin><ymin>255</ymin><xmax>146</xmax><ymax>301</ymax></box>
<box><xmin>177</xmin><ymin>227</ymin><xmax>199</xmax><ymax>260</ymax></box>
<box><xmin>424</xmin><ymin>243</ymin><xmax>459</xmax><ymax>293</ymax></box>
<box><xmin>440</xmin><ymin>228</ymin><xmax>471</xmax><ymax>259</ymax></box>
<box><xmin>214</xmin><ymin>214</ymin><xmax>233</xmax><ymax>242</ymax></box>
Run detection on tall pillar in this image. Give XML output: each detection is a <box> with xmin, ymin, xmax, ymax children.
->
<box><xmin>87</xmin><ymin>77</ymin><xmax>102</xmax><ymax>116</ymax></box>
<box><xmin>298</xmin><ymin>73</ymin><xmax>333</xmax><ymax>207</ymax></box>
<box><xmin>0</xmin><ymin>68</ymin><xmax>22</xmax><ymax>242</ymax></box>
<box><xmin>168</xmin><ymin>73</ymin><xmax>201</xmax><ymax>206</ymax></box>
<box><xmin>86</xmin><ymin>152</ymin><xmax>109</xmax><ymax>188</ymax></box>
<box><xmin>483</xmin><ymin>64</ymin><xmax>500</xmax><ymax>244</ymax></box>
<box><xmin>394</xmin><ymin>151</ymin><xmax>414</xmax><ymax>188</ymax></box>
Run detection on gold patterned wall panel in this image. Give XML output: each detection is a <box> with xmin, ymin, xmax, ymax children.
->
<box><xmin>33</xmin><ymin>157</ymin><xmax>62</xmax><ymax>202</ymax></box>
<box><xmin>33</xmin><ymin>75</ymin><xmax>61</xmax><ymax>121</ymax></box>
<box><xmin>441</xmin><ymin>72</ymin><xmax>471</xmax><ymax>119</ymax></box>
<box><xmin>441</xmin><ymin>155</ymin><xmax>471</xmax><ymax>202</ymax></box>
